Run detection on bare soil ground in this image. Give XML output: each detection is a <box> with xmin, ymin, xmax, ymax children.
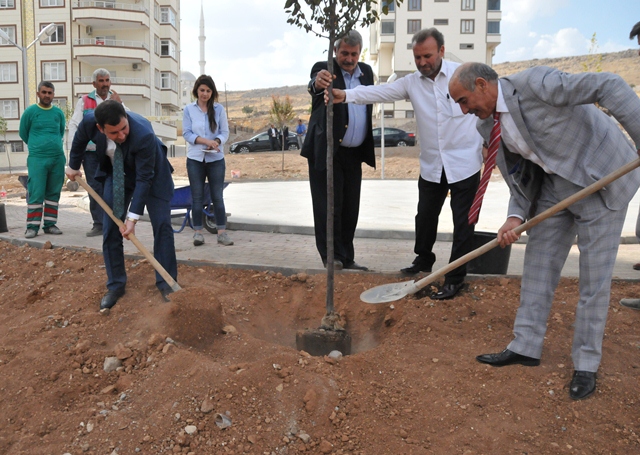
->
<box><xmin>2</xmin><ymin>146</ymin><xmax>640</xmax><ymax>454</ymax></box>
<box><xmin>1</xmin><ymin>241</ymin><xmax>640</xmax><ymax>455</ymax></box>
<box><xmin>2</xmin><ymin>49</ymin><xmax>640</xmax><ymax>454</ymax></box>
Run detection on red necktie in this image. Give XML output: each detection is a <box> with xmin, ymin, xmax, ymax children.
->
<box><xmin>468</xmin><ymin>112</ymin><xmax>501</xmax><ymax>225</ymax></box>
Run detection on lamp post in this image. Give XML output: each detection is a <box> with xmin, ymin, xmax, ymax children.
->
<box><xmin>0</xmin><ymin>23</ymin><xmax>57</xmax><ymax>108</ymax></box>
<box><xmin>379</xmin><ymin>72</ymin><xmax>397</xmax><ymax>180</ymax></box>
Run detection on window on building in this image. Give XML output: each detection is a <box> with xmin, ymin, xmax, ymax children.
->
<box><xmin>154</xmin><ymin>35</ymin><xmax>160</xmax><ymax>55</ymax></box>
<box><xmin>40</xmin><ymin>0</ymin><xmax>63</xmax><ymax>6</ymax></box>
<box><xmin>160</xmin><ymin>7</ymin><xmax>176</xmax><ymax>27</ymax></box>
<box><xmin>434</xmin><ymin>19</ymin><xmax>449</xmax><ymax>26</ymax></box>
<box><xmin>488</xmin><ymin>21</ymin><xmax>501</xmax><ymax>34</ymax></box>
<box><xmin>407</xmin><ymin>19</ymin><xmax>421</xmax><ymax>34</ymax></box>
<box><xmin>42</xmin><ymin>24</ymin><xmax>65</xmax><ymax>44</ymax></box>
<box><xmin>488</xmin><ymin>0</ymin><xmax>501</xmax><ymax>11</ymax></box>
<box><xmin>460</xmin><ymin>43</ymin><xmax>474</xmax><ymax>49</ymax></box>
<box><xmin>160</xmin><ymin>72</ymin><xmax>177</xmax><ymax>91</ymax></box>
<box><xmin>1</xmin><ymin>99</ymin><xmax>18</xmax><ymax>118</ymax></box>
<box><xmin>407</xmin><ymin>0</ymin><xmax>421</xmax><ymax>10</ymax></box>
<box><xmin>381</xmin><ymin>20</ymin><xmax>395</xmax><ymax>35</ymax></box>
<box><xmin>406</xmin><ymin>110</ymin><xmax>414</xmax><ymax>119</ymax></box>
<box><xmin>160</xmin><ymin>39</ymin><xmax>176</xmax><ymax>58</ymax></box>
<box><xmin>434</xmin><ymin>0</ymin><xmax>448</xmax><ymax>2</ymax></box>
<box><xmin>461</xmin><ymin>19</ymin><xmax>474</xmax><ymax>34</ymax></box>
<box><xmin>94</xmin><ymin>35</ymin><xmax>115</xmax><ymax>46</ymax></box>
<box><xmin>9</xmin><ymin>141</ymin><xmax>24</xmax><ymax>153</ymax></box>
<box><xmin>461</xmin><ymin>0</ymin><xmax>474</xmax><ymax>10</ymax></box>
<box><xmin>43</xmin><ymin>61</ymin><xmax>66</xmax><ymax>81</ymax></box>
<box><xmin>382</xmin><ymin>0</ymin><xmax>395</xmax><ymax>12</ymax></box>
<box><xmin>0</xmin><ymin>26</ymin><xmax>16</xmax><ymax>45</ymax></box>
<box><xmin>52</xmin><ymin>98</ymin><xmax>67</xmax><ymax>110</ymax></box>
<box><xmin>153</xmin><ymin>2</ymin><xmax>159</xmax><ymax>21</ymax></box>
<box><xmin>155</xmin><ymin>102</ymin><xmax>161</xmax><ymax>117</ymax></box>
<box><xmin>0</xmin><ymin>0</ymin><xmax>15</xmax><ymax>7</ymax></box>
<box><xmin>383</xmin><ymin>110</ymin><xmax>394</xmax><ymax>118</ymax></box>
<box><xmin>0</xmin><ymin>63</ymin><xmax>17</xmax><ymax>82</ymax></box>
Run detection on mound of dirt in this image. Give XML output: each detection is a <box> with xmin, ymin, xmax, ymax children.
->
<box><xmin>1</xmin><ymin>241</ymin><xmax>640</xmax><ymax>454</ymax></box>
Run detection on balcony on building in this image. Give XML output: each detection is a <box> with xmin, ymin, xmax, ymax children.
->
<box><xmin>72</xmin><ymin>0</ymin><xmax>150</xmax><ymax>27</ymax></box>
<box><xmin>74</xmin><ymin>72</ymin><xmax>151</xmax><ymax>102</ymax></box>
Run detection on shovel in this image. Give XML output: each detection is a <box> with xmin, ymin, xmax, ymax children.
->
<box><xmin>361</xmin><ymin>158</ymin><xmax>640</xmax><ymax>304</ymax></box>
<box><xmin>75</xmin><ymin>176</ymin><xmax>182</xmax><ymax>293</ymax></box>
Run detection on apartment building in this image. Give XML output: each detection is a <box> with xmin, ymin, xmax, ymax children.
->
<box><xmin>369</xmin><ymin>0</ymin><xmax>502</xmax><ymax>119</ymax></box>
<box><xmin>0</xmin><ymin>0</ymin><xmax>181</xmax><ymax>169</ymax></box>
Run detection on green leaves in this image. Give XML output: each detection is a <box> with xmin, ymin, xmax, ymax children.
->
<box><xmin>284</xmin><ymin>0</ymin><xmax>402</xmax><ymax>40</ymax></box>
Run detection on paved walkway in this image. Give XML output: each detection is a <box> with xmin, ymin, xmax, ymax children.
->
<box><xmin>1</xmin><ymin>176</ymin><xmax>640</xmax><ymax>280</ymax></box>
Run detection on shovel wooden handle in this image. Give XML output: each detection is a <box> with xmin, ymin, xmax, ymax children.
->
<box><xmin>75</xmin><ymin>176</ymin><xmax>182</xmax><ymax>292</ymax></box>
<box><xmin>409</xmin><ymin>157</ymin><xmax>640</xmax><ymax>294</ymax></box>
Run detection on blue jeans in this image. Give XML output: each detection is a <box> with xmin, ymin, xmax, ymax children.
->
<box><xmin>186</xmin><ymin>157</ymin><xmax>227</xmax><ymax>230</ymax></box>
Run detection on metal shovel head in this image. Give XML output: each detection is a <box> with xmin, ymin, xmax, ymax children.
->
<box><xmin>360</xmin><ymin>280</ymin><xmax>419</xmax><ymax>304</ymax></box>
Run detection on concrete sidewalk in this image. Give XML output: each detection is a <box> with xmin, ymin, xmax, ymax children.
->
<box><xmin>0</xmin><ymin>177</ymin><xmax>639</xmax><ymax>280</ymax></box>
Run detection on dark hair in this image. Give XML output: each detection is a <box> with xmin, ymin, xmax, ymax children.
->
<box><xmin>94</xmin><ymin>100</ymin><xmax>127</xmax><ymax>127</ymax></box>
<box><xmin>455</xmin><ymin>63</ymin><xmax>499</xmax><ymax>91</ymax></box>
<box><xmin>411</xmin><ymin>28</ymin><xmax>445</xmax><ymax>49</ymax></box>
<box><xmin>631</xmin><ymin>21</ymin><xmax>640</xmax><ymax>39</ymax></box>
<box><xmin>38</xmin><ymin>81</ymin><xmax>55</xmax><ymax>91</ymax></box>
<box><xmin>192</xmin><ymin>75</ymin><xmax>219</xmax><ymax>134</ymax></box>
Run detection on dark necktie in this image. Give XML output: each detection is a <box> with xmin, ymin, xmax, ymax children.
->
<box><xmin>113</xmin><ymin>144</ymin><xmax>125</xmax><ymax>218</ymax></box>
<box><xmin>468</xmin><ymin>112</ymin><xmax>501</xmax><ymax>225</ymax></box>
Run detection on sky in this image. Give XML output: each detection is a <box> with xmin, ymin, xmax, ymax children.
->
<box><xmin>179</xmin><ymin>0</ymin><xmax>640</xmax><ymax>91</ymax></box>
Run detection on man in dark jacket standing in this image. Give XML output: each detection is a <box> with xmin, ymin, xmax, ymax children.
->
<box><xmin>301</xmin><ymin>30</ymin><xmax>374</xmax><ymax>271</ymax></box>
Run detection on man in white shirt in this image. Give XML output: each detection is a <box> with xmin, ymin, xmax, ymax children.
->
<box><xmin>332</xmin><ymin>28</ymin><xmax>483</xmax><ymax>299</ymax></box>
<box><xmin>68</xmin><ymin>68</ymin><xmax>127</xmax><ymax>237</ymax></box>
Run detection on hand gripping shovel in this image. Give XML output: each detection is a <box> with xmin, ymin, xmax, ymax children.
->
<box><xmin>361</xmin><ymin>158</ymin><xmax>640</xmax><ymax>304</ymax></box>
<box><xmin>75</xmin><ymin>176</ymin><xmax>182</xmax><ymax>293</ymax></box>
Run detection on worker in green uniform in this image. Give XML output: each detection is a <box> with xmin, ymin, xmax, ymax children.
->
<box><xmin>19</xmin><ymin>81</ymin><xmax>66</xmax><ymax>238</ymax></box>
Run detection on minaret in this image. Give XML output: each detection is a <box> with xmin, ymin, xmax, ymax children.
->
<box><xmin>199</xmin><ymin>1</ymin><xmax>206</xmax><ymax>75</ymax></box>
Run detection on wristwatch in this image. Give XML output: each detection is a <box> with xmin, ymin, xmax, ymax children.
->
<box><xmin>126</xmin><ymin>217</ymin><xmax>138</xmax><ymax>224</ymax></box>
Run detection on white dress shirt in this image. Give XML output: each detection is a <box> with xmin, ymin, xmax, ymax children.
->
<box><xmin>496</xmin><ymin>83</ymin><xmax>553</xmax><ymax>174</ymax></box>
<box><xmin>344</xmin><ymin>59</ymin><xmax>482</xmax><ymax>183</ymax></box>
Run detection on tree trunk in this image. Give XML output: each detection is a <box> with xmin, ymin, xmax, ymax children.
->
<box><xmin>325</xmin><ymin>1</ymin><xmax>336</xmax><ymax>316</ymax></box>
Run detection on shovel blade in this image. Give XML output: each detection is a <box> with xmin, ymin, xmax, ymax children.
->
<box><xmin>360</xmin><ymin>280</ymin><xmax>418</xmax><ymax>304</ymax></box>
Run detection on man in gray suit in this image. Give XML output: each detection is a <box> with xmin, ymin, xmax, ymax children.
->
<box><xmin>449</xmin><ymin>63</ymin><xmax>640</xmax><ymax>400</ymax></box>
<box><xmin>620</xmin><ymin>21</ymin><xmax>640</xmax><ymax>309</ymax></box>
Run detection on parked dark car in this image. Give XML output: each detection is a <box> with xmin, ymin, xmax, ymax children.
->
<box><xmin>372</xmin><ymin>127</ymin><xmax>416</xmax><ymax>147</ymax></box>
<box><xmin>228</xmin><ymin>131</ymin><xmax>299</xmax><ymax>154</ymax></box>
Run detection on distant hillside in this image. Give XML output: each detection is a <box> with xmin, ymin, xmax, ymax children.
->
<box><xmin>224</xmin><ymin>49</ymin><xmax>640</xmax><ymax>134</ymax></box>
<box><xmin>493</xmin><ymin>49</ymin><xmax>640</xmax><ymax>87</ymax></box>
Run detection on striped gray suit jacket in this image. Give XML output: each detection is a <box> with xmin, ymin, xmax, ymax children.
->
<box><xmin>478</xmin><ymin>66</ymin><xmax>640</xmax><ymax>220</ymax></box>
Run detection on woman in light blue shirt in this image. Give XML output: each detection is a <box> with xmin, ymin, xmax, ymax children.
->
<box><xmin>183</xmin><ymin>75</ymin><xmax>232</xmax><ymax>246</ymax></box>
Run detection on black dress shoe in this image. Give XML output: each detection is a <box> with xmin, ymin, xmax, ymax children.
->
<box><xmin>476</xmin><ymin>348</ymin><xmax>541</xmax><ymax>367</ymax></box>
<box><xmin>633</xmin><ymin>263</ymin><xmax>640</xmax><ymax>271</ymax></box>
<box><xmin>400</xmin><ymin>263</ymin><xmax>432</xmax><ymax>275</ymax></box>
<box><xmin>569</xmin><ymin>370</ymin><xmax>596</xmax><ymax>400</ymax></box>
<box><xmin>343</xmin><ymin>261</ymin><xmax>369</xmax><ymax>271</ymax></box>
<box><xmin>100</xmin><ymin>288</ymin><xmax>125</xmax><ymax>310</ymax></box>
<box><xmin>160</xmin><ymin>288</ymin><xmax>174</xmax><ymax>302</ymax></box>
<box><xmin>431</xmin><ymin>282</ymin><xmax>464</xmax><ymax>300</ymax></box>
